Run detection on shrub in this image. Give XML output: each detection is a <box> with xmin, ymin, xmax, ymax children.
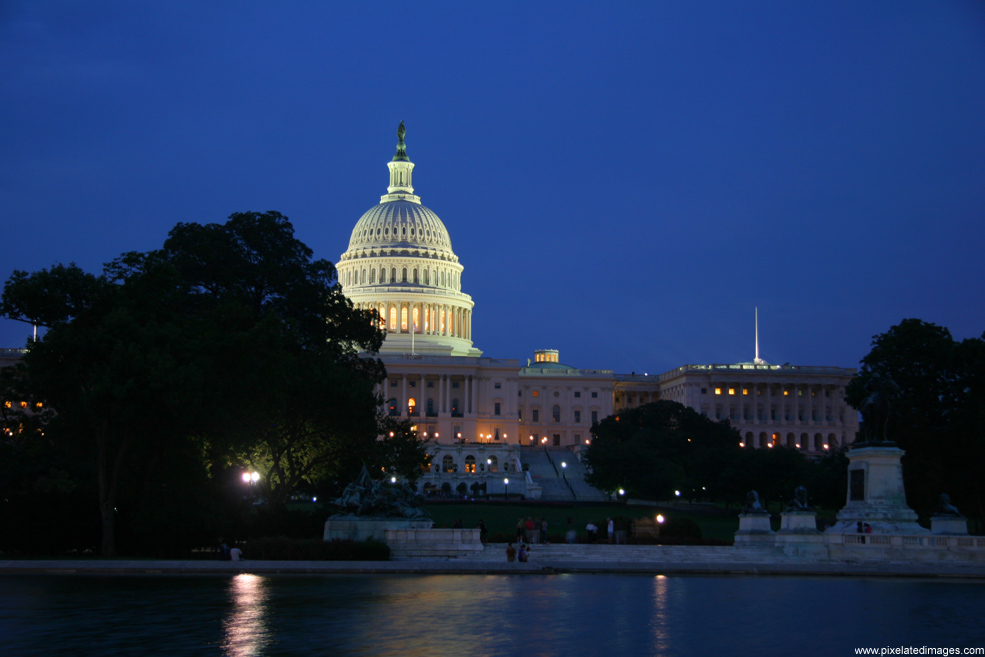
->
<box><xmin>658</xmin><ymin>517</ymin><xmax>702</xmax><ymax>539</ymax></box>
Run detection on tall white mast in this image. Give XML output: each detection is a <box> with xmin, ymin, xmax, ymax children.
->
<box><xmin>753</xmin><ymin>307</ymin><xmax>766</xmax><ymax>365</ymax></box>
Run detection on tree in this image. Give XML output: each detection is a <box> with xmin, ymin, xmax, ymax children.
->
<box><xmin>158</xmin><ymin>212</ymin><xmax>386</xmax><ymax>508</ymax></box>
<box><xmin>1</xmin><ymin>260</ymin><xmax>205</xmax><ymax>556</ymax></box>
<box><xmin>1</xmin><ymin>212</ymin><xmax>387</xmax><ymax>554</ymax></box>
<box><xmin>376</xmin><ymin>418</ymin><xmax>432</xmax><ymax>486</ymax></box>
<box><xmin>846</xmin><ymin>319</ymin><xmax>985</xmax><ymax>528</ymax></box>
<box><xmin>583</xmin><ymin>401</ymin><xmax>743</xmax><ymax>500</ymax></box>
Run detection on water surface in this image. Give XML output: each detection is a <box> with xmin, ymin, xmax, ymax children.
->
<box><xmin>1</xmin><ymin>573</ymin><xmax>983</xmax><ymax>656</ymax></box>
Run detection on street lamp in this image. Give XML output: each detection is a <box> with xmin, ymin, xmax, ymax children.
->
<box><xmin>504</xmin><ymin>477</ymin><xmax>509</xmax><ymax>500</ymax></box>
<box><xmin>561</xmin><ymin>461</ymin><xmax>567</xmax><ymax>480</ymax></box>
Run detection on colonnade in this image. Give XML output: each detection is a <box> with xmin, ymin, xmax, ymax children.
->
<box><xmin>378</xmin><ymin>372</ymin><xmax>480</xmax><ymax>419</ymax></box>
<box><xmin>357</xmin><ymin>301</ymin><xmax>471</xmax><ymax>340</ymax></box>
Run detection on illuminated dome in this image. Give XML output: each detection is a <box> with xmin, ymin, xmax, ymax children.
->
<box><xmin>337</xmin><ymin>123</ymin><xmax>480</xmax><ymax>357</ymax></box>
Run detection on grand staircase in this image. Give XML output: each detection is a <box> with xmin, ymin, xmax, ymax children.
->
<box><xmin>521</xmin><ymin>447</ymin><xmax>609</xmax><ymax>502</ymax></box>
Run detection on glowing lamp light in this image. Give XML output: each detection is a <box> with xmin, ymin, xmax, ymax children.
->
<box><xmin>391</xmin><ymin>476</ymin><xmax>397</xmax><ymax>484</ymax></box>
<box><xmin>656</xmin><ymin>514</ymin><xmax>665</xmax><ymax>524</ymax></box>
<box><xmin>768</xmin><ymin>443</ymin><xmax>774</xmax><ymax>448</ymax></box>
<box><xmin>241</xmin><ymin>472</ymin><xmax>250</xmax><ymax>483</ymax></box>
<box><xmin>504</xmin><ymin>478</ymin><xmax>509</xmax><ymax>485</ymax></box>
<box><xmin>561</xmin><ymin>462</ymin><xmax>567</xmax><ymax>468</ymax></box>
<box><xmin>739</xmin><ymin>442</ymin><xmax>745</xmax><ymax>447</ymax></box>
<box><xmin>674</xmin><ymin>490</ymin><xmax>681</xmax><ymax>497</ymax></box>
<box><xmin>389</xmin><ymin>432</ymin><xmax>395</xmax><ymax>437</ymax></box>
<box><xmin>795</xmin><ymin>443</ymin><xmax>801</xmax><ymax>449</ymax></box>
<box><xmin>823</xmin><ymin>444</ymin><xmax>830</xmax><ymax>450</ymax></box>
<box><xmin>618</xmin><ymin>488</ymin><xmax>625</xmax><ymax>496</ymax></box>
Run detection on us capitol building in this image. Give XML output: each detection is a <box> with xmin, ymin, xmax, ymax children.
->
<box><xmin>337</xmin><ymin>124</ymin><xmax>860</xmax><ymax>499</ymax></box>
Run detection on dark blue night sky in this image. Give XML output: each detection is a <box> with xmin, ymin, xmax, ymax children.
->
<box><xmin>2</xmin><ymin>2</ymin><xmax>983</xmax><ymax>374</ymax></box>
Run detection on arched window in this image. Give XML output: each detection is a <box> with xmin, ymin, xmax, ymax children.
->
<box><xmin>391</xmin><ymin>267</ymin><xmax>397</xmax><ymax>282</ymax></box>
<box><xmin>442</xmin><ymin>455</ymin><xmax>454</xmax><ymax>473</ymax></box>
<box><xmin>407</xmin><ymin>397</ymin><xmax>417</xmax><ymax>416</ymax></box>
<box><xmin>387</xmin><ymin>398</ymin><xmax>399</xmax><ymax>417</ymax></box>
<box><xmin>464</xmin><ymin>455</ymin><xmax>476</xmax><ymax>473</ymax></box>
<box><xmin>552</xmin><ymin>405</ymin><xmax>561</xmax><ymax>422</ymax></box>
<box><xmin>361</xmin><ymin>269</ymin><xmax>366</xmax><ymax>284</ymax></box>
<box><xmin>487</xmin><ymin>455</ymin><xmax>498</xmax><ymax>472</ymax></box>
<box><xmin>400</xmin><ymin>307</ymin><xmax>408</xmax><ymax>331</ymax></box>
<box><xmin>814</xmin><ymin>434</ymin><xmax>823</xmax><ymax>451</ymax></box>
<box><xmin>759</xmin><ymin>432</ymin><xmax>768</xmax><ymax>448</ymax></box>
<box><xmin>441</xmin><ymin>270</ymin><xmax>446</xmax><ymax>287</ymax></box>
<box><xmin>370</xmin><ymin>269</ymin><xmax>376</xmax><ymax>284</ymax></box>
<box><xmin>413</xmin><ymin>269</ymin><xmax>419</xmax><ymax>283</ymax></box>
<box><xmin>423</xmin><ymin>269</ymin><xmax>429</xmax><ymax>285</ymax></box>
<box><xmin>389</xmin><ymin>307</ymin><xmax>397</xmax><ymax>331</ymax></box>
<box><xmin>787</xmin><ymin>433</ymin><xmax>796</xmax><ymax>448</ymax></box>
<box><xmin>426</xmin><ymin>398</ymin><xmax>435</xmax><ymax>416</ymax></box>
<box><xmin>402</xmin><ymin>267</ymin><xmax>407</xmax><ymax>282</ymax></box>
<box><xmin>451</xmin><ymin>398</ymin><xmax>461</xmax><ymax>417</ymax></box>
<box><xmin>381</xmin><ymin>268</ymin><xmax>387</xmax><ymax>284</ymax></box>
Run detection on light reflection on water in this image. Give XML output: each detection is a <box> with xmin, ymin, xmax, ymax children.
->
<box><xmin>1</xmin><ymin>573</ymin><xmax>984</xmax><ymax>656</ymax></box>
<box><xmin>222</xmin><ymin>574</ymin><xmax>269</xmax><ymax>656</ymax></box>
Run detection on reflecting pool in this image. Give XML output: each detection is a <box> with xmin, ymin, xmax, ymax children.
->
<box><xmin>2</xmin><ymin>574</ymin><xmax>984</xmax><ymax>656</ymax></box>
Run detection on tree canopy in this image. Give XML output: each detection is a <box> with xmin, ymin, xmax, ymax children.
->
<box><xmin>846</xmin><ymin>318</ymin><xmax>985</xmax><ymax>528</ymax></box>
<box><xmin>0</xmin><ymin>212</ymin><xmax>389</xmax><ymax>555</ymax></box>
<box><xmin>583</xmin><ymin>400</ymin><xmax>743</xmax><ymax>501</ymax></box>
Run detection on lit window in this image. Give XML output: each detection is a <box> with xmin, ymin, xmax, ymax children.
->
<box><xmin>3</xmin><ymin>401</ymin><xmax>9</xmax><ymax>408</ymax></box>
<box><xmin>20</xmin><ymin>401</ymin><xmax>28</xmax><ymax>408</ymax></box>
<box><xmin>728</xmin><ymin>388</ymin><xmax>735</xmax><ymax>395</ymax></box>
<box><xmin>742</xmin><ymin>389</ymin><xmax>748</xmax><ymax>395</ymax></box>
<box><xmin>35</xmin><ymin>402</ymin><xmax>42</xmax><ymax>408</ymax></box>
<box><xmin>532</xmin><ymin>390</ymin><xmax>539</xmax><ymax>397</ymax></box>
<box><xmin>714</xmin><ymin>388</ymin><xmax>722</xmax><ymax>395</ymax></box>
<box><xmin>783</xmin><ymin>390</ymin><xmax>789</xmax><ymax>396</ymax></box>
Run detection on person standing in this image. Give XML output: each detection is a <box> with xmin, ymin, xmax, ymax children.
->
<box><xmin>478</xmin><ymin>519</ymin><xmax>488</xmax><ymax>544</ymax></box>
<box><xmin>506</xmin><ymin>543</ymin><xmax>516</xmax><ymax>562</ymax></box>
<box><xmin>607</xmin><ymin>517</ymin><xmax>614</xmax><ymax>544</ymax></box>
<box><xmin>516</xmin><ymin>517</ymin><xmax>525</xmax><ymax>543</ymax></box>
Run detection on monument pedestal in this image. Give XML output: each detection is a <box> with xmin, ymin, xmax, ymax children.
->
<box><xmin>830</xmin><ymin>445</ymin><xmax>928</xmax><ymax>535</ymax></box>
<box><xmin>776</xmin><ymin>511</ymin><xmax>825</xmax><ymax>558</ymax></box>
<box><xmin>734</xmin><ymin>512</ymin><xmax>774</xmax><ymax>547</ymax></box>
<box><xmin>931</xmin><ymin>516</ymin><xmax>969</xmax><ymax>535</ymax></box>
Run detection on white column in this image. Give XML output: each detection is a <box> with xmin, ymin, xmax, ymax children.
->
<box><xmin>401</xmin><ymin>373</ymin><xmax>408</xmax><ymax>418</ymax></box>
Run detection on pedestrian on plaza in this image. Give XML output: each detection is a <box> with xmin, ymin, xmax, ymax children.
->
<box><xmin>506</xmin><ymin>543</ymin><xmax>516</xmax><ymax>562</ymax></box>
<box><xmin>565</xmin><ymin>518</ymin><xmax>577</xmax><ymax>544</ymax></box>
<box><xmin>607</xmin><ymin>517</ymin><xmax>614</xmax><ymax>544</ymax></box>
<box><xmin>586</xmin><ymin>522</ymin><xmax>598</xmax><ymax>543</ymax></box>
<box><xmin>229</xmin><ymin>546</ymin><xmax>243</xmax><ymax>561</ymax></box>
<box><xmin>478</xmin><ymin>519</ymin><xmax>488</xmax><ymax>544</ymax></box>
<box><xmin>518</xmin><ymin>544</ymin><xmax>529</xmax><ymax>562</ymax></box>
<box><xmin>540</xmin><ymin>518</ymin><xmax>549</xmax><ymax>544</ymax></box>
<box><xmin>517</xmin><ymin>517</ymin><xmax>526</xmax><ymax>542</ymax></box>
<box><xmin>525</xmin><ymin>516</ymin><xmax>536</xmax><ymax>543</ymax></box>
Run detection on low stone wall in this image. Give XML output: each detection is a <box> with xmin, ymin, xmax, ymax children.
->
<box><xmin>324</xmin><ymin>518</ymin><xmax>432</xmax><ymax>543</ymax></box>
<box><xmin>825</xmin><ymin>533</ymin><xmax>985</xmax><ymax>562</ymax></box>
<box><xmin>386</xmin><ymin>528</ymin><xmax>485</xmax><ymax>560</ymax></box>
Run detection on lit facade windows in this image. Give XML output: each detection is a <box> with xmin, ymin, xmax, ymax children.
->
<box><xmin>714</xmin><ymin>388</ymin><xmax>722</xmax><ymax>395</ymax></box>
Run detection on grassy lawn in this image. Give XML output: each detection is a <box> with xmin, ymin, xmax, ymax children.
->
<box><xmin>421</xmin><ymin>502</ymin><xmax>742</xmax><ymax>543</ymax></box>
